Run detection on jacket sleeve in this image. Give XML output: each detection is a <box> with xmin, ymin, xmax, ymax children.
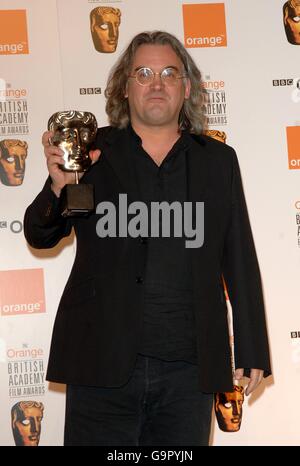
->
<box><xmin>23</xmin><ymin>177</ymin><xmax>72</xmax><ymax>249</ymax></box>
<box><xmin>222</xmin><ymin>148</ymin><xmax>271</xmax><ymax>378</ymax></box>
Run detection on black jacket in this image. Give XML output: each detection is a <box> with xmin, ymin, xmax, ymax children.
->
<box><xmin>23</xmin><ymin>126</ymin><xmax>271</xmax><ymax>392</ymax></box>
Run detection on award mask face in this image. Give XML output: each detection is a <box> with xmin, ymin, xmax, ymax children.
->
<box><xmin>48</xmin><ymin>111</ymin><xmax>98</xmax><ymax>172</ymax></box>
<box><xmin>90</xmin><ymin>7</ymin><xmax>121</xmax><ymax>53</ymax></box>
<box><xmin>11</xmin><ymin>401</ymin><xmax>44</xmax><ymax>446</ymax></box>
<box><xmin>284</xmin><ymin>0</ymin><xmax>300</xmax><ymax>45</ymax></box>
<box><xmin>0</xmin><ymin>139</ymin><xmax>28</xmax><ymax>186</ymax></box>
<box><xmin>214</xmin><ymin>385</ymin><xmax>244</xmax><ymax>432</ymax></box>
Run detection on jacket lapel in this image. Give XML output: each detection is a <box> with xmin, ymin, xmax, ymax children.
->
<box><xmin>101</xmin><ymin>128</ymin><xmax>140</xmax><ymax>202</ymax></box>
<box><xmin>186</xmin><ymin>134</ymin><xmax>211</xmax><ymax>204</ymax></box>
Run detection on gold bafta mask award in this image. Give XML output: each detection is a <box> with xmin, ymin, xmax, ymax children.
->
<box><xmin>48</xmin><ymin>110</ymin><xmax>98</xmax><ymax>217</ymax></box>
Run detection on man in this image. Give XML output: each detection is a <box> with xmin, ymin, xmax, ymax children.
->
<box><xmin>11</xmin><ymin>401</ymin><xmax>44</xmax><ymax>446</ymax></box>
<box><xmin>90</xmin><ymin>7</ymin><xmax>121</xmax><ymax>53</ymax></box>
<box><xmin>0</xmin><ymin>139</ymin><xmax>28</xmax><ymax>186</ymax></box>
<box><xmin>24</xmin><ymin>31</ymin><xmax>271</xmax><ymax>446</ymax></box>
<box><xmin>283</xmin><ymin>0</ymin><xmax>300</xmax><ymax>45</ymax></box>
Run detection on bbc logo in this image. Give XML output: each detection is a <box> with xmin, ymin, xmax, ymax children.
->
<box><xmin>291</xmin><ymin>331</ymin><xmax>300</xmax><ymax>338</ymax></box>
<box><xmin>79</xmin><ymin>87</ymin><xmax>102</xmax><ymax>95</ymax></box>
<box><xmin>272</xmin><ymin>79</ymin><xmax>293</xmax><ymax>86</ymax></box>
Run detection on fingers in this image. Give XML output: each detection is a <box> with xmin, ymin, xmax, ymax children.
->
<box><xmin>89</xmin><ymin>149</ymin><xmax>101</xmax><ymax>164</ymax></box>
<box><xmin>46</xmin><ymin>155</ymin><xmax>65</xmax><ymax>168</ymax></box>
<box><xmin>42</xmin><ymin>131</ymin><xmax>64</xmax><ymax>160</ymax></box>
<box><xmin>234</xmin><ymin>368</ymin><xmax>244</xmax><ymax>381</ymax></box>
<box><xmin>42</xmin><ymin>131</ymin><xmax>54</xmax><ymax>147</ymax></box>
<box><xmin>245</xmin><ymin>369</ymin><xmax>264</xmax><ymax>396</ymax></box>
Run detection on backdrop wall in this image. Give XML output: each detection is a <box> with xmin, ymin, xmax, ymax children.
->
<box><xmin>1</xmin><ymin>0</ymin><xmax>299</xmax><ymax>446</ymax></box>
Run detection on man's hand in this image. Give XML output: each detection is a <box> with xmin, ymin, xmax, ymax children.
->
<box><xmin>42</xmin><ymin>131</ymin><xmax>101</xmax><ymax>198</ymax></box>
<box><xmin>234</xmin><ymin>368</ymin><xmax>264</xmax><ymax>396</ymax></box>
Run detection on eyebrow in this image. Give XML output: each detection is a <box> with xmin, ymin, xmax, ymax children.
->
<box><xmin>133</xmin><ymin>65</ymin><xmax>181</xmax><ymax>72</ymax></box>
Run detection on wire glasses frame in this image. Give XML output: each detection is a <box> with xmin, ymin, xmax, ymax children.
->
<box><xmin>128</xmin><ymin>67</ymin><xmax>187</xmax><ymax>86</ymax></box>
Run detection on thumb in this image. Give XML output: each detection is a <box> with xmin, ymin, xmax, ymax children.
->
<box><xmin>89</xmin><ymin>149</ymin><xmax>101</xmax><ymax>164</ymax></box>
<box><xmin>234</xmin><ymin>368</ymin><xmax>244</xmax><ymax>380</ymax></box>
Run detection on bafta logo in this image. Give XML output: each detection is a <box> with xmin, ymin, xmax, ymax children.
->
<box><xmin>283</xmin><ymin>0</ymin><xmax>300</xmax><ymax>44</ymax></box>
<box><xmin>11</xmin><ymin>401</ymin><xmax>44</xmax><ymax>446</ymax></box>
<box><xmin>90</xmin><ymin>7</ymin><xmax>121</xmax><ymax>53</ymax></box>
<box><xmin>214</xmin><ymin>385</ymin><xmax>244</xmax><ymax>432</ymax></box>
<box><xmin>0</xmin><ymin>139</ymin><xmax>28</xmax><ymax>186</ymax></box>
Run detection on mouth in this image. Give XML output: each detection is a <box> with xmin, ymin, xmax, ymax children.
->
<box><xmin>231</xmin><ymin>418</ymin><xmax>240</xmax><ymax>424</ymax></box>
<box><xmin>107</xmin><ymin>40</ymin><xmax>116</xmax><ymax>45</ymax></box>
<box><xmin>147</xmin><ymin>96</ymin><xmax>166</xmax><ymax>102</ymax></box>
<box><xmin>13</xmin><ymin>173</ymin><xmax>24</xmax><ymax>179</ymax></box>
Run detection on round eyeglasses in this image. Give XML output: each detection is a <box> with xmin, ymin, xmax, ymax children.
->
<box><xmin>129</xmin><ymin>67</ymin><xmax>187</xmax><ymax>86</ymax></box>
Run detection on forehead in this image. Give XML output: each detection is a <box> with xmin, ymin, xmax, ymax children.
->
<box><xmin>131</xmin><ymin>44</ymin><xmax>183</xmax><ymax>70</ymax></box>
<box><xmin>5</xmin><ymin>144</ymin><xmax>26</xmax><ymax>156</ymax></box>
<box><xmin>22</xmin><ymin>407</ymin><xmax>42</xmax><ymax>417</ymax></box>
<box><xmin>56</xmin><ymin>119</ymin><xmax>93</xmax><ymax>129</ymax></box>
<box><xmin>289</xmin><ymin>3</ymin><xmax>300</xmax><ymax>12</ymax></box>
<box><xmin>97</xmin><ymin>12</ymin><xmax>119</xmax><ymax>23</ymax></box>
<box><xmin>222</xmin><ymin>392</ymin><xmax>243</xmax><ymax>402</ymax></box>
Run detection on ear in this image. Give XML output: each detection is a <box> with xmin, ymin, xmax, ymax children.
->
<box><xmin>184</xmin><ymin>78</ymin><xmax>191</xmax><ymax>99</ymax></box>
<box><xmin>124</xmin><ymin>82</ymin><xmax>129</xmax><ymax>99</ymax></box>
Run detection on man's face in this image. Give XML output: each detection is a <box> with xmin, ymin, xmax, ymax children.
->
<box><xmin>126</xmin><ymin>44</ymin><xmax>191</xmax><ymax>131</ymax></box>
<box><xmin>215</xmin><ymin>388</ymin><xmax>244</xmax><ymax>432</ymax></box>
<box><xmin>0</xmin><ymin>141</ymin><xmax>27</xmax><ymax>186</ymax></box>
<box><xmin>91</xmin><ymin>11</ymin><xmax>120</xmax><ymax>53</ymax></box>
<box><xmin>13</xmin><ymin>406</ymin><xmax>43</xmax><ymax>446</ymax></box>
<box><xmin>284</xmin><ymin>1</ymin><xmax>300</xmax><ymax>44</ymax></box>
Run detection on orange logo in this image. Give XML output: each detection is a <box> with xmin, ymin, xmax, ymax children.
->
<box><xmin>286</xmin><ymin>126</ymin><xmax>300</xmax><ymax>169</ymax></box>
<box><xmin>0</xmin><ymin>10</ymin><xmax>29</xmax><ymax>55</ymax></box>
<box><xmin>182</xmin><ymin>3</ymin><xmax>227</xmax><ymax>48</ymax></box>
<box><xmin>0</xmin><ymin>269</ymin><xmax>45</xmax><ymax>316</ymax></box>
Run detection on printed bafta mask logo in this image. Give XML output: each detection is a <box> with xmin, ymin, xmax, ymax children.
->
<box><xmin>214</xmin><ymin>385</ymin><xmax>244</xmax><ymax>432</ymax></box>
<box><xmin>204</xmin><ymin>130</ymin><xmax>227</xmax><ymax>144</ymax></box>
<box><xmin>0</xmin><ymin>139</ymin><xmax>28</xmax><ymax>186</ymax></box>
<box><xmin>90</xmin><ymin>7</ymin><xmax>121</xmax><ymax>53</ymax></box>
<box><xmin>284</xmin><ymin>0</ymin><xmax>300</xmax><ymax>44</ymax></box>
<box><xmin>11</xmin><ymin>401</ymin><xmax>44</xmax><ymax>446</ymax></box>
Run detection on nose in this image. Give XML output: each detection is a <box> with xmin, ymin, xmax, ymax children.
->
<box><xmin>108</xmin><ymin>22</ymin><xmax>117</xmax><ymax>39</ymax></box>
<box><xmin>71</xmin><ymin>128</ymin><xmax>80</xmax><ymax>147</ymax></box>
<box><xmin>13</xmin><ymin>155</ymin><xmax>22</xmax><ymax>171</ymax></box>
<box><xmin>231</xmin><ymin>402</ymin><xmax>240</xmax><ymax>416</ymax></box>
<box><xmin>150</xmin><ymin>73</ymin><xmax>164</xmax><ymax>90</ymax></box>
<box><xmin>29</xmin><ymin>418</ymin><xmax>38</xmax><ymax>434</ymax></box>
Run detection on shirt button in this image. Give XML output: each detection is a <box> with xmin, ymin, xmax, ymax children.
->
<box><xmin>136</xmin><ymin>276</ymin><xmax>144</xmax><ymax>284</ymax></box>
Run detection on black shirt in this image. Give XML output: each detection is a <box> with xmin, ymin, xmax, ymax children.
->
<box><xmin>129</xmin><ymin>127</ymin><xmax>197</xmax><ymax>364</ymax></box>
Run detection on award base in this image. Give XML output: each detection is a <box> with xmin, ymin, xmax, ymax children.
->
<box><xmin>61</xmin><ymin>183</ymin><xmax>94</xmax><ymax>217</ymax></box>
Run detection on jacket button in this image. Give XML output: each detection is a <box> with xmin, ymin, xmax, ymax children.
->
<box><xmin>136</xmin><ymin>276</ymin><xmax>143</xmax><ymax>284</ymax></box>
<box><xmin>139</xmin><ymin>238</ymin><xmax>147</xmax><ymax>245</ymax></box>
